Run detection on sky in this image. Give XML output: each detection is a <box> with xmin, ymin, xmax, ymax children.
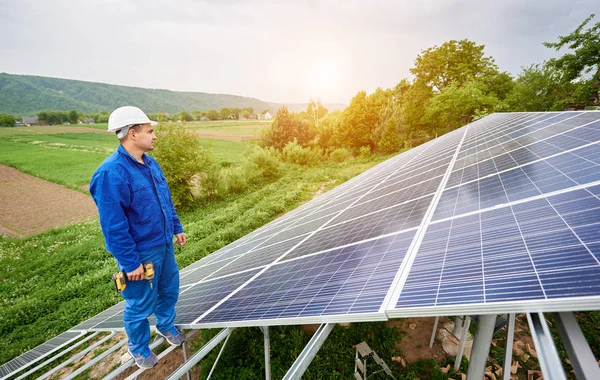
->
<box><xmin>0</xmin><ymin>0</ymin><xmax>597</xmax><ymax>105</ymax></box>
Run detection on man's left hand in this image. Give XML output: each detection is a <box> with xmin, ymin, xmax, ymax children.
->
<box><xmin>175</xmin><ymin>233</ymin><xmax>187</xmax><ymax>247</ymax></box>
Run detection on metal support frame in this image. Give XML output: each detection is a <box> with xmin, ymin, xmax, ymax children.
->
<box><xmin>262</xmin><ymin>326</ymin><xmax>271</xmax><ymax>380</ymax></box>
<box><xmin>182</xmin><ymin>340</ymin><xmax>191</xmax><ymax>380</ymax></box>
<box><xmin>466</xmin><ymin>314</ymin><xmax>496</xmax><ymax>379</ymax></box>
<box><xmin>124</xmin><ymin>342</ymin><xmax>181</xmax><ymax>380</ymax></box>
<box><xmin>502</xmin><ymin>313</ymin><xmax>516</xmax><ymax>380</ymax></box>
<box><xmin>453</xmin><ymin>315</ymin><xmax>464</xmax><ymax>336</ymax></box>
<box><xmin>429</xmin><ymin>316</ymin><xmax>439</xmax><ymax>348</ymax></box>
<box><xmin>206</xmin><ymin>331</ymin><xmax>231</xmax><ymax>380</ymax></box>
<box><xmin>165</xmin><ymin>328</ymin><xmax>234</xmax><ymax>380</ymax></box>
<box><xmin>552</xmin><ymin>312</ymin><xmax>600</xmax><ymax>380</ymax></box>
<box><xmin>10</xmin><ymin>332</ymin><xmax>101</xmax><ymax>380</ymax></box>
<box><xmin>63</xmin><ymin>338</ymin><xmax>127</xmax><ymax>380</ymax></box>
<box><xmin>34</xmin><ymin>331</ymin><xmax>112</xmax><ymax>380</ymax></box>
<box><xmin>454</xmin><ymin>316</ymin><xmax>470</xmax><ymax>371</ymax></box>
<box><xmin>282</xmin><ymin>323</ymin><xmax>335</xmax><ymax>380</ymax></box>
<box><xmin>102</xmin><ymin>336</ymin><xmax>165</xmax><ymax>380</ymax></box>
<box><xmin>527</xmin><ymin>312</ymin><xmax>567</xmax><ymax>380</ymax></box>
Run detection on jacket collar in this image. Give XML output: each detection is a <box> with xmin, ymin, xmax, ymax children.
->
<box><xmin>117</xmin><ymin>144</ymin><xmax>152</xmax><ymax>166</ymax></box>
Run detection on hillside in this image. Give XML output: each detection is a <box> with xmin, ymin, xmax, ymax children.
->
<box><xmin>0</xmin><ymin>73</ymin><xmax>346</xmax><ymax>116</ymax></box>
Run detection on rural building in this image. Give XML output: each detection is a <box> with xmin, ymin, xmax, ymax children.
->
<box><xmin>258</xmin><ymin>111</ymin><xmax>273</xmax><ymax>120</ymax></box>
<box><xmin>84</xmin><ymin>118</ymin><xmax>95</xmax><ymax>124</ymax></box>
<box><xmin>22</xmin><ymin>116</ymin><xmax>39</xmax><ymax>126</ymax></box>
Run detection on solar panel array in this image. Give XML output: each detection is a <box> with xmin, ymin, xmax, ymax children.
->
<box><xmin>74</xmin><ymin>111</ymin><xmax>600</xmax><ymax>330</ymax></box>
<box><xmin>4</xmin><ymin>112</ymin><xmax>600</xmax><ymax>375</ymax></box>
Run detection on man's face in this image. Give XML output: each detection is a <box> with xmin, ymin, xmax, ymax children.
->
<box><xmin>131</xmin><ymin>123</ymin><xmax>156</xmax><ymax>152</ymax></box>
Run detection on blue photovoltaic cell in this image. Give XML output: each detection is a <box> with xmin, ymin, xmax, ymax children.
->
<box><xmin>199</xmin><ymin>230</ymin><xmax>416</xmax><ymax>324</ymax></box>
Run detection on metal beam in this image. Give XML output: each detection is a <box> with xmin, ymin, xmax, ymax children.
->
<box><xmin>552</xmin><ymin>312</ymin><xmax>600</xmax><ymax>380</ymax></box>
<box><xmin>466</xmin><ymin>314</ymin><xmax>496</xmax><ymax>379</ymax></box>
<box><xmin>282</xmin><ymin>323</ymin><xmax>335</xmax><ymax>380</ymax></box>
<box><xmin>63</xmin><ymin>338</ymin><xmax>127</xmax><ymax>380</ymax></box>
<box><xmin>165</xmin><ymin>328</ymin><xmax>234</xmax><ymax>380</ymax></box>
<box><xmin>101</xmin><ymin>336</ymin><xmax>166</xmax><ymax>380</ymax></box>
<box><xmin>527</xmin><ymin>312</ymin><xmax>567</xmax><ymax>380</ymax></box>
<box><xmin>453</xmin><ymin>316</ymin><xmax>463</xmax><ymax>336</ymax></box>
<box><xmin>454</xmin><ymin>316</ymin><xmax>470</xmax><ymax>371</ymax></box>
<box><xmin>429</xmin><ymin>317</ymin><xmax>439</xmax><ymax>348</ymax></box>
<box><xmin>206</xmin><ymin>331</ymin><xmax>231</xmax><ymax>380</ymax></box>
<box><xmin>502</xmin><ymin>314</ymin><xmax>516</xmax><ymax>380</ymax></box>
<box><xmin>263</xmin><ymin>326</ymin><xmax>271</xmax><ymax>380</ymax></box>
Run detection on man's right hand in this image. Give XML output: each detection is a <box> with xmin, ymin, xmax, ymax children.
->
<box><xmin>127</xmin><ymin>264</ymin><xmax>145</xmax><ymax>281</ymax></box>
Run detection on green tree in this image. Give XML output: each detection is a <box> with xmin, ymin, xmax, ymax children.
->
<box><xmin>220</xmin><ymin>107</ymin><xmax>233</xmax><ymax>119</ymax></box>
<box><xmin>505</xmin><ymin>64</ymin><xmax>572</xmax><ymax>111</ymax></box>
<box><xmin>67</xmin><ymin>110</ymin><xmax>78</xmax><ymax>124</ymax></box>
<box><xmin>423</xmin><ymin>81</ymin><xmax>498</xmax><ymax>134</ymax></box>
<box><xmin>315</xmin><ymin>110</ymin><xmax>342</xmax><ymax>149</ymax></box>
<box><xmin>411</xmin><ymin>39</ymin><xmax>499</xmax><ymax>92</ymax></box>
<box><xmin>180</xmin><ymin>110</ymin><xmax>193</xmax><ymax>122</ymax></box>
<box><xmin>206</xmin><ymin>109</ymin><xmax>220</xmax><ymax>120</ymax></box>
<box><xmin>397</xmin><ymin>80</ymin><xmax>433</xmax><ymax>143</ymax></box>
<box><xmin>337</xmin><ymin>90</ymin><xmax>384</xmax><ymax>151</ymax></box>
<box><xmin>261</xmin><ymin>106</ymin><xmax>314</xmax><ymax>149</ymax></box>
<box><xmin>191</xmin><ymin>110</ymin><xmax>204</xmax><ymax>121</ymax></box>
<box><xmin>544</xmin><ymin>13</ymin><xmax>600</xmax><ymax>103</ymax></box>
<box><xmin>377</xmin><ymin>114</ymin><xmax>402</xmax><ymax>154</ymax></box>
<box><xmin>0</xmin><ymin>113</ymin><xmax>16</xmax><ymax>127</ymax></box>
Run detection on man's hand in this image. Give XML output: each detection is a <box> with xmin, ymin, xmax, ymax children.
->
<box><xmin>175</xmin><ymin>232</ymin><xmax>187</xmax><ymax>247</ymax></box>
<box><xmin>127</xmin><ymin>264</ymin><xmax>145</xmax><ymax>281</ymax></box>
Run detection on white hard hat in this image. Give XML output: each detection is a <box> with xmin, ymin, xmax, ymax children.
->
<box><xmin>107</xmin><ymin>106</ymin><xmax>158</xmax><ymax>133</ymax></box>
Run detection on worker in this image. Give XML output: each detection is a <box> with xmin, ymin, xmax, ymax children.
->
<box><xmin>90</xmin><ymin>106</ymin><xmax>186</xmax><ymax>369</ymax></box>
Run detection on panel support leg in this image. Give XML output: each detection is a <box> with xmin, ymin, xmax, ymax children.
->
<box><xmin>552</xmin><ymin>312</ymin><xmax>600</xmax><ymax>380</ymax></box>
<box><xmin>166</xmin><ymin>328</ymin><xmax>234</xmax><ymax>380</ymax></box>
<box><xmin>502</xmin><ymin>313</ymin><xmax>516</xmax><ymax>380</ymax></box>
<box><xmin>429</xmin><ymin>316</ymin><xmax>439</xmax><ymax>348</ymax></box>
<box><xmin>526</xmin><ymin>312</ymin><xmax>566</xmax><ymax>380</ymax></box>
<box><xmin>262</xmin><ymin>326</ymin><xmax>271</xmax><ymax>380</ymax></box>
<box><xmin>466</xmin><ymin>314</ymin><xmax>496</xmax><ymax>379</ymax></box>
<box><xmin>453</xmin><ymin>315</ymin><xmax>463</xmax><ymax>336</ymax></box>
<box><xmin>282</xmin><ymin>323</ymin><xmax>334</xmax><ymax>380</ymax></box>
<box><xmin>454</xmin><ymin>316</ymin><xmax>470</xmax><ymax>371</ymax></box>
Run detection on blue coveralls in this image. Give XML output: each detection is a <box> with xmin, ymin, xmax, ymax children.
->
<box><xmin>90</xmin><ymin>145</ymin><xmax>183</xmax><ymax>357</ymax></box>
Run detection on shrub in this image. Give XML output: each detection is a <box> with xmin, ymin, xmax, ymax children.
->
<box><xmin>359</xmin><ymin>145</ymin><xmax>371</xmax><ymax>158</ymax></box>
<box><xmin>224</xmin><ymin>167</ymin><xmax>248</xmax><ymax>194</ymax></box>
<box><xmin>243</xmin><ymin>146</ymin><xmax>280</xmax><ymax>183</ymax></box>
<box><xmin>0</xmin><ymin>113</ymin><xmax>16</xmax><ymax>127</ymax></box>
<box><xmin>200</xmin><ymin>164</ymin><xmax>226</xmax><ymax>200</ymax></box>
<box><xmin>151</xmin><ymin>123</ymin><xmax>213</xmax><ymax>208</ymax></box>
<box><xmin>329</xmin><ymin>148</ymin><xmax>353</xmax><ymax>163</ymax></box>
<box><xmin>282</xmin><ymin>140</ymin><xmax>323</xmax><ymax>166</ymax></box>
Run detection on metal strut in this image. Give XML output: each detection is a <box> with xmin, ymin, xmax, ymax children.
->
<box><xmin>282</xmin><ymin>323</ymin><xmax>335</xmax><ymax>380</ymax></box>
<box><xmin>526</xmin><ymin>312</ymin><xmax>567</xmax><ymax>380</ymax></box>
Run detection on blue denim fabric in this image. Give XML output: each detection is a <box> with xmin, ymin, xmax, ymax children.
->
<box><xmin>120</xmin><ymin>242</ymin><xmax>180</xmax><ymax>357</ymax></box>
<box><xmin>90</xmin><ymin>145</ymin><xmax>183</xmax><ymax>272</ymax></box>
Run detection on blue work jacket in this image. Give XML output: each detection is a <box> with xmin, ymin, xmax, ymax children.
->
<box><xmin>90</xmin><ymin>145</ymin><xmax>183</xmax><ymax>272</ymax></box>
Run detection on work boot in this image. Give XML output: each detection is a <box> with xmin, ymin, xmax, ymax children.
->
<box><xmin>157</xmin><ymin>327</ymin><xmax>186</xmax><ymax>346</ymax></box>
<box><xmin>128</xmin><ymin>350</ymin><xmax>158</xmax><ymax>369</ymax></box>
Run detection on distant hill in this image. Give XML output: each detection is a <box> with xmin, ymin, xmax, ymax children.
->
<box><xmin>0</xmin><ymin>73</ymin><xmax>346</xmax><ymax>116</ymax></box>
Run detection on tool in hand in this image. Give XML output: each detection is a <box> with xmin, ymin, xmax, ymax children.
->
<box><xmin>113</xmin><ymin>261</ymin><xmax>155</xmax><ymax>292</ymax></box>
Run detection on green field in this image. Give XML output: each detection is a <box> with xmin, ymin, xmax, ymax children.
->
<box><xmin>0</xmin><ymin>126</ymin><xmax>256</xmax><ymax>188</ymax></box>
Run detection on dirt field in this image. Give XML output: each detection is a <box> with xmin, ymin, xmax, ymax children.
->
<box><xmin>0</xmin><ymin>165</ymin><xmax>98</xmax><ymax>238</ymax></box>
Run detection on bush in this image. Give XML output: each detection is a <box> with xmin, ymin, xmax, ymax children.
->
<box><xmin>282</xmin><ymin>140</ymin><xmax>323</xmax><ymax>166</ymax></box>
<box><xmin>329</xmin><ymin>148</ymin><xmax>353</xmax><ymax>163</ymax></box>
<box><xmin>243</xmin><ymin>146</ymin><xmax>280</xmax><ymax>183</ymax></box>
<box><xmin>223</xmin><ymin>167</ymin><xmax>248</xmax><ymax>194</ymax></box>
<box><xmin>359</xmin><ymin>145</ymin><xmax>371</xmax><ymax>158</ymax></box>
<box><xmin>0</xmin><ymin>113</ymin><xmax>16</xmax><ymax>127</ymax></box>
<box><xmin>200</xmin><ymin>164</ymin><xmax>227</xmax><ymax>200</ymax></box>
<box><xmin>151</xmin><ymin>123</ymin><xmax>213</xmax><ymax>208</ymax></box>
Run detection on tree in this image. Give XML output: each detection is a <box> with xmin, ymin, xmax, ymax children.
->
<box><xmin>191</xmin><ymin>110</ymin><xmax>204</xmax><ymax>121</ymax></box>
<box><xmin>423</xmin><ymin>81</ymin><xmax>498</xmax><ymax>134</ymax></box>
<box><xmin>67</xmin><ymin>110</ymin><xmax>78</xmax><ymax>124</ymax></box>
<box><xmin>206</xmin><ymin>109</ymin><xmax>220</xmax><ymax>120</ymax></box>
<box><xmin>397</xmin><ymin>80</ymin><xmax>434</xmax><ymax>142</ymax></box>
<box><xmin>410</xmin><ymin>39</ymin><xmax>499</xmax><ymax>92</ymax></box>
<box><xmin>0</xmin><ymin>113</ymin><xmax>16</xmax><ymax>127</ymax></box>
<box><xmin>316</xmin><ymin>110</ymin><xmax>342</xmax><ymax>149</ymax></box>
<box><xmin>180</xmin><ymin>110</ymin><xmax>193</xmax><ymax>122</ymax></box>
<box><xmin>220</xmin><ymin>107</ymin><xmax>233</xmax><ymax>119</ymax></box>
<box><xmin>544</xmin><ymin>14</ymin><xmax>600</xmax><ymax>103</ymax></box>
<box><xmin>377</xmin><ymin>114</ymin><xmax>402</xmax><ymax>154</ymax></box>
<box><xmin>505</xmin><ymin>64</ymin><xmax>572</xmax><ymax>111</ymax></box>
<box><xmin>261</xmin><ymin>106</ymin><xmax>314</xmax><ymax>149</ymax></box>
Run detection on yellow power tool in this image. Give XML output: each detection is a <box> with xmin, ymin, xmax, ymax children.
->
<box><xmin>113</xmin><ymin>261</ymin><xmax>155</xmax><ymax>292</ymax></box>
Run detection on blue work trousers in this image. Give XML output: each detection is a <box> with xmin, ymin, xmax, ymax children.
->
<box><xmin>119</xmin><ymin>242</ymin><xmax>179</xmax><ymax>357</ymax></box>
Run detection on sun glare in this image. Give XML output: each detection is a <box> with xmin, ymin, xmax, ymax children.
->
<box><xmin>310</xmin><ymin>62</ymin><xmax>339</xmax><ymax>92</ymax></box>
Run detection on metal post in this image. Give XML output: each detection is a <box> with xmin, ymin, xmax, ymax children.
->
<box><xmin>182</xmin><ymin>341</ymin><xmax>191</xmax><ymax>380</ymax></box>
<box><xmin>165</xmin><ymin>328</ymin><xmax>234</xmax><ymax>380</ymax></box>
<box><xmin>263</xmin><ymin>326</ymin><xmax>271</xmax><ymax>380</ymax></box>
<box><xmin>429</xmin><ymin>316</ymin><xmax>439</xmax><ymax>348</ymax></box>
<box><xmin>527</xmin><ymin>312</ymin><xmax>567</xmax><ymax>380</ymax></box>
<box><xmin>63</xmin><ymin>339</ymin><xmax>128</xmax><ymax>380</ymax></box>
<box><xmin>282</xmin><ymin>323</ymin><xmax>335</xmax><ymax>380</ymax></box>
<box><xmin>552</xmin><ymin>312</ymin><xmax>600</xmax><ymax>380</ymax></box>
<box><xmin>502</xmin><ymin>314</ymin><xmax>516</xmax><ymax>380</ymax></box>
<box><xmin>454</xmin><ymin>316</ymin><xmax>470</xmax><ymax>371</ymax></box>
<box><xmin>466</xmin><ymin>314</ymin><xmax>496</xmax><ymax>379</ymax></box>
<box><xmin>453</xmin><ymin>316</ymin><xmax>463</xmax><ymax>336</ymax></box>
<box><xmin>206</xmin><ymin>333</ymin><xmax>231</xmax><ymax>380</ymax></box>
